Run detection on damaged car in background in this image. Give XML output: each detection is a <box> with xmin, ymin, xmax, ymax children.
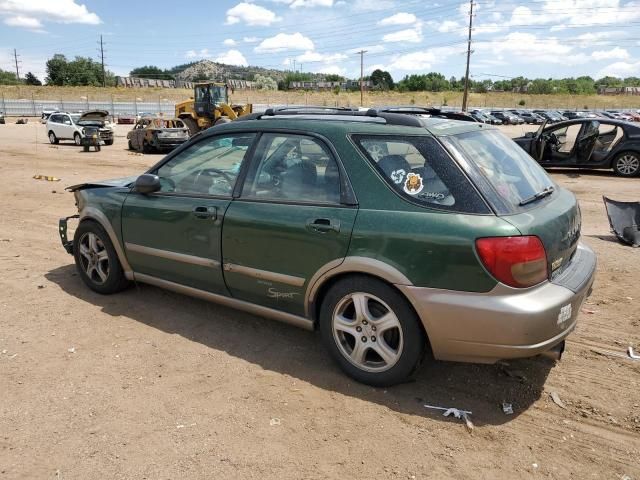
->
<box><xmin>514</xmin><ymin>118</ymin><xmax>640</xmax><ymax>177</ymax></box>
<box><xmin>127</xmin><ymin>117</ymin><xmax>190</xmax><ymax>153</ymax></box>
<box><xmin>47</xmin><ymin>110</ymin><xmax>115</xmax><ymax>146</ymax></box>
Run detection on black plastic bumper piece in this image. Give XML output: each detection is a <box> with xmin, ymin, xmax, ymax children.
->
<box><xmin>59</xmin><ymin>215</ymin><xmax>79</xmax><ymax>254</ymax></box>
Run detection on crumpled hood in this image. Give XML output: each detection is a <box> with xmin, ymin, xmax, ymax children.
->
<box><xmin>66</xmin><ymin>176</ymin><xmax>138</xmax><ymax>192</ymax></box>
<box><xmin>80</xmin><ymin>110</ymin><xmax>110</xmax><ymax>121</ymax></box>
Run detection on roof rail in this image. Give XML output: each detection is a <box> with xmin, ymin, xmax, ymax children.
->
<box><xmin>235</xmin><ymin>106</ymin><xmax>425</xmax><ymax>127</ymax></box>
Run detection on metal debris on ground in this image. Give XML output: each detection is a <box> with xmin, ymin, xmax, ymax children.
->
<box><xmin>270</xmin><ymin>418</ymin><xmax>281</xmax><ymax>426</ymax></box>
<box><xmin>628</xmin><ymin>347</ymin><xmax>640</xmax><ymax>360</ymax></box>
<box><xmin>424</xmin><ymin>404</ymin><xmax>474</xmax><ymax>431</ymax></box>
<box><xmin>33</xmin><ymin>175</ymin><xmax>61</xmax><ymax>182</ymax></box>
<box><xmin>67</xmin><ymin>347</ymin><xmax>75</xmax><ymax>354</ymax></box>
<box><xmin>550</xmin><ymin>391</ymin><xmax>567</xmax><ymax>409</ymax></box>
<box><xmin>502</xmin><ymin>402</ymin><xmax>514</xmax><ymax>415</ymax></box>
<box><xmin>592</xmin><ymin>348</ymin><xmax>640</xmax><ymax>361</ymax></box>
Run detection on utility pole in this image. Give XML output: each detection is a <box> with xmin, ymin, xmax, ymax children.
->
<box><xmin>13</xmin><ymin>48</ymin><xmax>21</xmax><ymax>81</ymax></box>
<box><xmin>357</xmin><ymin>49</ymin><xmax>367</xmax><ymax>107</ymax></box>
<box><xmin>461</xmin><ymin>0</ymin><xmax>474</xmax><ymax>112</ymax></box>
<box><xmin>99</xmin><ymin>35</ymin><xmax>106</xmax><ymax>87</ymax></box>
<box><xmin>293</xmin><ymin>59</ymin><xmax>296</xmax><ymax>72</ymax></box>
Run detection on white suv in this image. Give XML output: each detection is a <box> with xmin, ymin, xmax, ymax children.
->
<box><xmin>47</xmin><ymin>111</ymin><xmax>114</xmax><ymax>146</ymax></box>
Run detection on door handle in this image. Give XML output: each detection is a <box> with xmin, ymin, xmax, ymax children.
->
<box><xmin>192</xmin><ymin>206</ymin><xmax>217</xmax><ymax>219</ymax></box>
<box><xmin>306</xmin><ymin>218</ymin><xmax>340</xmax><ymax>233</ymax></box>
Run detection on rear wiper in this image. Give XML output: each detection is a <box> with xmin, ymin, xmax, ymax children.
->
<box><xmin>519</xmin><ymin>185</ymin><xmax>555</xmax><ymax>206</ymax></box>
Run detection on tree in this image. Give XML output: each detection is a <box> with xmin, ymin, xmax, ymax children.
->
<box><xmin>24</xmin><ymin>72</ymin><xmax>42</xmax><ymax>86</ymax></box>
<box><xmin>370</xmin><ymin>69</ymin><xmax>394</xmax><ymax>90</ymax></box>
<box><xmin>324</xmin><ymin>73</ymin><xmax>345</xmax><ymax>82</ymax></box>
<box><xmin>0</xmin><ymin>68</ymin><xmax>20</xmax><ymax>85</ymax></box>
<box><xmin>254</xmin><ymin>74</ymin><xmax>277</xmax><ymax>90</ymax></box>
<box><xmin>45</xmin><ymin>54</ymin><xmax>115</xmax><ymax>86</ymax></box>
<box><xmin>130</xmin><ymin>65</ymin><xmax>172</xmax><ymax>79</ymax></box>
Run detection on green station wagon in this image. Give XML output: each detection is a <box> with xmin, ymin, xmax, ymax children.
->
<box><xmin>59</xmin><ymin>108</ymin><xmax>596</xmax><ymax>386</ymax></box>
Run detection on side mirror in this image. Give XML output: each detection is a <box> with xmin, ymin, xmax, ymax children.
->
<box><xmin>525</xmin><ymin>131</ymin><xmax>535</xmax><ymax>138</ymax></box>
<box><xmin>135</xmin><ymin>174</ymin><xmax>161</xmax><ymax>194</ymax></box>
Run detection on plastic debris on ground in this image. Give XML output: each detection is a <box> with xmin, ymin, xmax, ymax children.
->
<box><xmin>424</xmin><ymin>404</ymin><xmax>474</xmax><ymax>431</ymax></box>
<box><xmin>270</xmin><ymin>418</ymin><xmax>281</xmax><ymax>426</ymax></box>
<box><xmin>502</xmin><ymin>402</ymin><xmax>514</xmax><ymax>415</ymax></box>
<box><xmin>550</xmin><ymin>391</ymin><xmax>567</xmax><ymax>409</ymax></box>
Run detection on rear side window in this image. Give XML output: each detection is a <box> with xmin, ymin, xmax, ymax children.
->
<box><xmin>353</xmin><ymin>135</ymin><xmax>490</xmax><ymax>214</ymax></box>
<box><xmin>440</xmin><ymin>129</ymin><xmax>553</xmax><ymax>212</ymax></box>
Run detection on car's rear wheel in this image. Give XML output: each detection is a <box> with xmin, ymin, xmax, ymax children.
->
<box><xmin>319</xmin><ymin>276</ymin><xmax>425</xmax><ymax>387</ymax></box>
<box><xmin>73</xmin><ymin>221</ymin><xmax>130</xmax><ymax>294</ymax></box>
<box><xmin>613</xmin><ymin>152</ymin><xmax>640</xmax><ymax>177</ymax></box>
<box><xmin>48</xmin><ymin>131</ymin><xmax>58</xmax><ymax>144</ymax></box>
<box><xmin>74</xmin><ymin>132</ymin><xmax>82</xmax><ymax>146</ymax></box>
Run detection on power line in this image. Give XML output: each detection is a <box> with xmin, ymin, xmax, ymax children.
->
<box><xmin>13</xmin><ymin>48</ymin><xmax>21</xmax><ymax>81</ymax></box>
<box><xmin>356</xmin><ymin>49</ymin><xmax>367</xmax><ymax>106</ymax></box>
<box><xmin>462</xmin><ymin>0</ymin><xmax>474</xmax><ymax>112</ymax></box>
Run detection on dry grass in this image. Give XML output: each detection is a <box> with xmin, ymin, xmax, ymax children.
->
<box><xmin>2</xmin><ymin>85</ymin><xmax>640</xmax><ymax>110</ymax></box>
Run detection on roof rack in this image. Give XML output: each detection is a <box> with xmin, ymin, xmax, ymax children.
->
<box><xmin>236</xmin><ymin>106</ymin><xmax>425</xmax><ymax>127</ymax></box>
<box><xmin>374</xmin><ymin>106</ymin><xmax>477</xmax><ymax>123</ymax></box>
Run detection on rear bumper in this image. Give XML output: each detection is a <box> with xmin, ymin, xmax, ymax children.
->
<box><xmin>151</xmin><ymin>137</ymin><xmax>188</xmax><ymax>149</ymax></box>
<box><xmin>398</xmin><ymin>242</ymin><xmax>597</xmax><ymax>364</ymax></box>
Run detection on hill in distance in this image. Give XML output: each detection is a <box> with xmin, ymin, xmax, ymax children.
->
<box><xmin>172</xmin><ymin>60</ymin><xmax>330</xmax><ymax>83</ymax></box>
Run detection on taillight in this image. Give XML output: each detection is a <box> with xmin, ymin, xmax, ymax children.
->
<box><xmin>475</xmin><ymin>236</ymin><xmax>548</xmax><ymax>288</ymax></box>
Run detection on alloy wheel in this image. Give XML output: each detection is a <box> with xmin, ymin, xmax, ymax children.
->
<box><xmin>74</xmin><ymin>133</ymin><xmax>82</xmax><ymax>146</ymax></box>
<box><xmin>48</xmin><ymin>132</ymin><xmax>56</xmax><ymax>144</ymax></box>
<box><xmin>616</xmin><ymin>154</ymin><xmax>640</xmax><ymax>175</ymax></box>
<box><xmin>332</xmin><ymin>292</ymin><xmax>404</xmax><ymax>373</ymax></box>
<box><xmin>78</xmin><ymin>232</ymin><xmax>110</xmax><ymax>284</ymax></box>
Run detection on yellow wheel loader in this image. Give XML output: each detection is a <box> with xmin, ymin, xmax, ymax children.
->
<box><xmin>175</xmin><ymin>82</ymin><xmax>252</xmax><ymax>134</ymax></box>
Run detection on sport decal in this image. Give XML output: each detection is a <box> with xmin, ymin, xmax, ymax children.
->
<box><xmin>403</xmin><ymin>172</ymin><xmax>424</xmax><ymax>195</ymax></box>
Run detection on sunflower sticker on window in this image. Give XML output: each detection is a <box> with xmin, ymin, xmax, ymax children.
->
<box><xmin>403</xmin><ymin>172</ymin><xmax>424</xmax><ymax>195</ymax></box>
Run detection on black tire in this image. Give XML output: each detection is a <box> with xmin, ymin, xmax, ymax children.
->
<box><xmin>127</xmin><ymin>140</ymin><xmax>134</xmax><ymax>150</ymax></box>
<box><xmin>612</xmin><ymin>151</ymin><xmax>640</xmax><ymax>177</ymax></box>
<box><xmin>73</xmin><ymin>220</ymin><xmax>130</xmax><ymax>294</ymax></box>
<box><xmin>142</xmin><ymin>139</ymin><xmax>153</xmax><ymax>154</ymax></box>
<box><xmin>48</xmin><ymin>131</ymin><xmax>58</xmax><ymax>144</ymax></box>
<box><xmin>73</xmin><ymin>132</ymin><xmax>82</xmax><ymax>146</ymax></box>
<box><xmin>319</xmin><ymin>275</ymin><xmax>425</xmax><ymax>387</ymax></box>
<box><xmin>182</xmin><ymin>117</ymin><xmax>199</xmax><ymax>136</ymax></box>
<box><xmin>104</xmin><ymin>139</ymin><xmax>114</xmax><ymax>146</ymax></box>
<box><xmin>83</xmin><ymin>145</ymin><xmax>89</xmax><ymax>152</ymax></box>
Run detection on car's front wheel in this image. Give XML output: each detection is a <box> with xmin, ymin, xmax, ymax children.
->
<box><xmin>319</xmin><ymin>276</ymin><xmax>425</xmax><ymax>387</ymax></box>
<box><xmin>613</xmin><ymin>152</ymin><xmax>640</xmax><ymax>177</ymax></box>
<box><xmin>74</xmin><ymin>132</ymin><xmax>82</xmax><ymax>146</ymax></box>
<box><xmin>73</xmin><ymin>221</ymin><xmax>130</xmax><ymax>294</ymax></box>
<box><xmin>104</xmin><ymin>139</ymin><xmax>114</xmax><ymax>146</ymax></box>
<box><xmin>48</xmin><ymin>131</ymin><xmax>58</xmax><ymax>144</ymax></box>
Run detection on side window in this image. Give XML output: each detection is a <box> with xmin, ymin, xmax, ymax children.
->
<box><xmin>49</xmin><ymin>114</ymin><xmax>59</xmax><ymax>123</ymax></box>
<box><xmin>155</xmin><ymin>133</ymin><xmax>256</xmax><ymax>196</ymax></box>
<box><xmin>353</xmin><ymin>135</ymin><xmax>489</xmax><ymax>213</ymax></box>
<box><xmin>241</xmin><ymin>133</ymin><xmax>341</xmax><ymax>204</ymax></box>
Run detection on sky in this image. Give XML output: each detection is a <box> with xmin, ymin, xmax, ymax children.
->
<box><xmin>1</xmin><ymin>0</ymin><xmax>639</xmax><ymax>83</ymax></box>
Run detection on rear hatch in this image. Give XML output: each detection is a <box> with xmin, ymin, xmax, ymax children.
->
<box><xmin>439</xmin><ymin>128</ymin><xmax>581</xmax><ymax>278</ymax></box>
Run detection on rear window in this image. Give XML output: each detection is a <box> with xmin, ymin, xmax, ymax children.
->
<box><xmin>352</xmin><ymin>135</ymin><xmax>490</xmax><ymax>214</ymax></box>
<box><xmin>440</xmin><ymin>129</ymin><xmax>553</xmax><ymax>213</ymax></box>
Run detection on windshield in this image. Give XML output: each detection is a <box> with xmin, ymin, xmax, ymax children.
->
<box><xmin>440</xmin><ymin>129</ymin><xmax>554</xmax><ymax>212</ymax></box>
<box><xmin>70</xmin><ymin>114</ymin><xmax>81</xmax><ymax>123</ymax></box>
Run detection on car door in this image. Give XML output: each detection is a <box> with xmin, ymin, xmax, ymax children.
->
<box><xmin>51</xmin><ymin>114</ymin><xmax>66</xmax><ymax>139</ymax></box>
<box><xmin>221</xmin><ymin>132</ymin><xmax>358</xmax><ymax>317</ymax></box>
<box><xmin>121</xmin><ymin>132</ymin><xmax>257</xmax><ymax>294</ymax></box>
<box><xmin>59</xmin><ymin>114</ymin><xmax>74</xmax><ymax>139</ymax></box>
<box><xmin>131</xmin><ymin>120</ymin><xmax>146</xmax><ymax>150</ymax></box>
<box><xmin>576</xmin><ymin>121</ymin><xmax>600</xmax><ymax>164</ymax></box>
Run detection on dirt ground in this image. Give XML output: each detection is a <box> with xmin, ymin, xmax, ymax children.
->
<box><xmin>1</xmin><ymin>120</ymin><xmax>639</xmax><ymax>480</ymax></box>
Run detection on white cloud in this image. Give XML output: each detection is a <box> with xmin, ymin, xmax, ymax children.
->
<box><xmin>243</xmin><ymin>36</ymin><xmax>259</xmax><ymax>43</ymax></box>
<box><xmin>223</xmin><ymin>38</ymin><xmax>237</xmax><ymax>46</ymax></box>
<box><xmin>378</xmin><ymin>12</ymin><xmax>417</xmax><ymax>26</ymax></box>
<box><xmin>186</xmin><ymin>49</ymin><xmax>212</xmax><ymax>59</ymax></box>
<box><xmin>346</xmin><ymin>45</ymin><xmax>386</xmax><ymax>54</ymax></box>
<box><xmin>436</xmin><ymin>20</ymin><xmax>461</xmax><ymax>33</ymax></box>
<box><xmin>352</xmin><ymin>0</ymin><xmax>395</xmax><ymax>11</ymax></box>
<box><xmin>290</xmin><ymin>0</ymin><xmax>334</xmax><ymax>7</ymax></box>
<box><xmin>591</xmin><ymin>47</ymin><xmax>630</xmax><ymax>60</ymax></box>
<box><xmin>474</xmin><ymin>32</ymin><xmax>590</xmax><ymax>66</ymax></box>
<box><xmin>316</xmin><ymin>64</ymin><xmax>346</xmax><ymax>76</ymax></box>
<box><xmin>387</xmin><ymin>51</ymin><xmax>436</xmax><ymax>71</ymax></box>
<box><xmin>215</xmin><ymin>49</ymin><xmax>248</xmax><ymax>66</ymax></box>
<box><xmin>296</xmin><ymin>50</ymin><xmax>348</xmax><ymax>63</ymax></box>
<box><xmin>507</xmin><ymin>0</ymin><xmax>640</xmax><ymax>28</ymax></box>
<box><xmin>226</xmin><ymin>2</ymin><xmax>281</xmax><ymax>26</ymax></box>
<box><xmin>4</xmin><ymin>15</ymin><xmax>42</xmax><ymax>29</ymax></box>
<box><xmin>255</xmin><ymin>32</ymin><xmax>314</xmax><ymax>52</ymax></box>
<box><xmin>0</xmin><ymin>0</ymin><xmax>100</xmax><ymax>27</ymax></box>
<box><xmin>597</xmin><ymin>60</ymin><xmax>640</xmax><ymax>78</ymax></box>
<box><xmin>382</xmin><ymin>23</ymin><xmax>423</xmax><ymax>43</ymax></box>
